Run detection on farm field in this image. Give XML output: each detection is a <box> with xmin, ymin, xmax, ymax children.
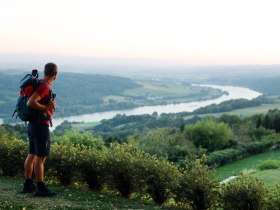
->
<box><xmin>216</xmin><ymin>148</ymin><xmax>280</xmax><ymax>180</ymax></box>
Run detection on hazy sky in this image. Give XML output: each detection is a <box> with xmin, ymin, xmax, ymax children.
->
<box><xmin>1</xmin><ymin>0</ymin><xmax>280</xmax><ymax>65</ymax></box>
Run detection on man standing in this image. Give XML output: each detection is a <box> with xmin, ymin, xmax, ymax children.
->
<box><xmin>21</xmin><ymin>63</ymin><xmax>58</xmax><ymax>196</ymax></box>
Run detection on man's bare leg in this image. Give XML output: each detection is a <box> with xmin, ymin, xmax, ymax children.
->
<box><xmin>24</xmin><ymin>154</ymin><xmax>35</xmax><ymax>179</ymax></box>
<box><xmin>34</xmin><ymin>156</ymin><xmax>46</xmax><ymax>182</ymax></box>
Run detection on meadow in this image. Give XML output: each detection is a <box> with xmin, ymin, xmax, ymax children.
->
<box><xmin>216</xmin><ymin>148</ymin><xmax>280</xmax><ymax>180</ymax></box>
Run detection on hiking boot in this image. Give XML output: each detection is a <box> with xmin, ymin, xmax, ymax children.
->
<box><xmin>34</xmin><ymin>182</ymin><xmax>56</xmax><ymax>197</ymax></box>
<box><xmin>20</xmin><ymin>178</ymin><xmax>36</xmax><ymax>193</ymax></box>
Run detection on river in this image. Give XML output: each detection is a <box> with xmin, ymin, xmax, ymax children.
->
<box><xmin>50</xmin><ymin>84</ymin><xmax>261</xmax><ymax>130</ymax></box>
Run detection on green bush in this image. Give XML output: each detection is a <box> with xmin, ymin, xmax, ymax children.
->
<box><xmin>145</xmin><ymin>157</ymin><xmax>181</xmax><ymax>204</ymax></box>
<box><xmin>106</xmin><ymin>143</ymin><xmax>148</xmax><ymax>198</ymax></box>
<box><xmin>106</xmin><ymin>143</ymin><xmax>181</xmax><ymax>203</ymax></box>
<box><xmin>184</xmin><ymin>118</ymin><xmax>233</xmax><ymax>152</ymax></box>
<box><xmin>0</xmin><ymin>134</ymin><xmax>27</xmax><ymax>176</ymax></box>
<box><xmin>48</xmin><ymin>143</ymin><xmax>79</xmax><ymax>186</ymax></box>
<box><xmin>265</xmin><ymin>185</ymin><xmax>280</xmax><ymax>209</ymax></box>
<box><xmin>257</xmin><ymin>159</ymin><xmax>280</xmax><ymax>171</ymax></box>
<box><xmin>77</xmin><ymin>146</ymin><xmax>107</xmax><ymax>191</ymax></box>
<box><xmin>53</xmin><ymin>131</ymin><xmax>105</xmax><ymax>149</ymax></box>
<box><xmin>221</xmin><ymin>176</ymin><xmax>266</xmax><ymax>210</ymax></box>
<box><xmin>176</xmin><ymin>156</ymin><xmax>220</xmax><ymax>210</ymax></box>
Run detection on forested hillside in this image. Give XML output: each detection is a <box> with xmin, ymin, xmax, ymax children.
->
<box><xmin>213</xmin><ymin>75</ymin><xmax>280</xmax><ymax>95</ymax></box>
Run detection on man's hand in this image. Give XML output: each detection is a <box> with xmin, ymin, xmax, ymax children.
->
<box><xmin>47</xmin><ymin>101</ymin><xmax>57</xmax><ymax>110</ymax></box>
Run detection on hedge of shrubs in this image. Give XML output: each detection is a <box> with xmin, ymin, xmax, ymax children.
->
<box><xmin>0</xmin><ymin>134</ymin><xmax>181</xmax><ymax>204</ymax></box>
<box><xmin>0</xmin><ymin>134</ymin><xmax>27</xmax><ymax>176</ymax></box>
<box><xmin>257</xmin><ymin>159</ymin><xmax>280</xmax><ymax>171</ymax></box>
<box><xmin>206</xmin><ymin>136</ymin><xmax>280</xmax><ymax>167</ymax></box>
<box><xmin>2</xmin><ymin>133</ymin><xmax>280</xmax><ymax>209</ymax></box>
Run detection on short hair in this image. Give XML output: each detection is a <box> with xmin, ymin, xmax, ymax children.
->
<box><xmin>44</xmin><ymin>62</ymin><xmax>58</xmax><ymax>77</ymax></box>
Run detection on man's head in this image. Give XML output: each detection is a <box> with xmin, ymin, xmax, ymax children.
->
<box><xmin>44</xmin><ymin>62</ymin><xmax>58</xmax><ymax>81</ymax></box>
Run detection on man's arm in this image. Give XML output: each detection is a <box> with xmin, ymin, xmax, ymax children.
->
<box><xmin>27</xmin><ymin>92</ymin><xmax>56</xmax><ymax>111</ymax></box>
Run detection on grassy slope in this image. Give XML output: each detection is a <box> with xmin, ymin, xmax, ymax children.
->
<box><xmin>0</xmin><ymin>176</ymin><xmax>177</xmax><ymax>210</ymax></box>
<box><xmin>251</xmin><ymin>169</ymin><xmax>280</xmax><ymax>186</ymax></box>
<box><xmin>216</xmin><ymin>149</ymin><xmax>280</xmax><ymax>180</ymax></box>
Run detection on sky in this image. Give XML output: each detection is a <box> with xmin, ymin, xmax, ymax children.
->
<box><xmin>0</xmin><ymin>0</ymin><xmax>280</xmax><ymax>65</ymax></box>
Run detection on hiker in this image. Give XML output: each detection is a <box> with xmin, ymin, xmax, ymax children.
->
<box><xmin>21</xmin><ymin>63</ymin><xmax>58</xmax><ymax>196</ymax></box>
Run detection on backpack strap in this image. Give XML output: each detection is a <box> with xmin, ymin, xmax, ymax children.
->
<box><xmin>12</xmin><ymin>109</ymin><xmax>17</xmax><ymax>118</ymax></box>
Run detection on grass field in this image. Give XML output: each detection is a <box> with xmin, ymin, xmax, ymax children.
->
<box><xmin>0</xmin><ymin>176</ymin><xmax>179</xmax><ymax>210</ymax></box>
<box><xmin>251</xmin><ymin>169</ymin><xmax>280</xmax><ymax>186</ymax></box>
<box><xmin>216</xmin><ymin>149</ymin><xmax>280</xmax><ymax>180</ymax></box>
<box><xmin>71</xmin><ymin>122</ymin><xmax>101</xmax><ymax>130</ymax></box>
<box><xmin>123</xmin><ymin>80</ymin><xmax>223</xmax><ymax>103</ymax></box>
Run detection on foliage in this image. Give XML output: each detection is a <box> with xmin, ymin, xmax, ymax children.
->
<box><xmin>265</xmin><ymin>185</ymin><xmax>280</xmax><ymax>209</ymax></box>
<box><xmin>254</xmin><ymin>109</ymin><xmax>280</xmax><ymax>133</ymax></box>
<box><xmin>76</xmin><ymin>146</ymin><xmax>107</xmax><ymax>191</ymax></box>
<box><xmin>206</xmin><ymin>137</ymin><xmax>280</xmax><ymax>167</ymax></box>
<box><xmin>221</xmin><ymin>176</ymin><xmax>266</xmax><ymax>210</ymax></box>
<box><xmin>3</xmin><ymin>124</ymin><xmax>280</xmax><ymax>207</ymax></box>
<box><xmin>257</xmin><ymin>159</ymin><xmax>280</xmax><ymax>171</ymax></box>
<box><xmin>92</xmin><ymin>113</ymin><xmax>191</xmax><ymax>141</ymax></box>
<box><xmin>144</xmin><ymin>156</ymin><xmax>181</xmax><ymax>204</ymax></box>
<box><xmin>0</xmin><ymin>124</ymin><xmax>28</xmax><ymax>140</ymax></box>
<box><xmin>105</xmin><ymin>143</ymin><xmax>150</xmax><ymax>198</ymax></box>
<box><xmin>176</xmin><ymin>156</ymin><xmax>220</xmax><ymax>210</ymax></box>
<box><xmin>53</xmin><ymin>131</ymin><xmax>105</xmax><ymax>149</ymax></box>
<box><xmin>184</xmin><ymin>118</ymin><xmax>233</xmax><ymax>152</ymax></box>
<box><xmin>0</xmin><ymin>134</ymin><xmax>27</xmax><ymax>176</ymax></box>
<box><xmin>128</xmin><ymin>128</ymin><xmax>196</xmax><ymax>163</ymax></box>
<box><xmin>48</xmin><ymin>143</ymin><xmax>80</xmax><ymax>186</ymax></box>
<box><xmin>105</xmin><ymin>143</ymin><xmax>181</xmax><ymax>203</ymax></box>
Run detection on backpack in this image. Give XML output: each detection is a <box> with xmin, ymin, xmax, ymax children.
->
<box><xmin>12</xmin><ymin>69</ymin><xmax>54</xmax><ymax>125</ymax></box>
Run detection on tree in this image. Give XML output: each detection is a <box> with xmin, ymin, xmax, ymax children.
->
<box><xmin>184</xmin><ymin>118</ymin><xmax>233</xmax><ymax>152</ymax></box>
